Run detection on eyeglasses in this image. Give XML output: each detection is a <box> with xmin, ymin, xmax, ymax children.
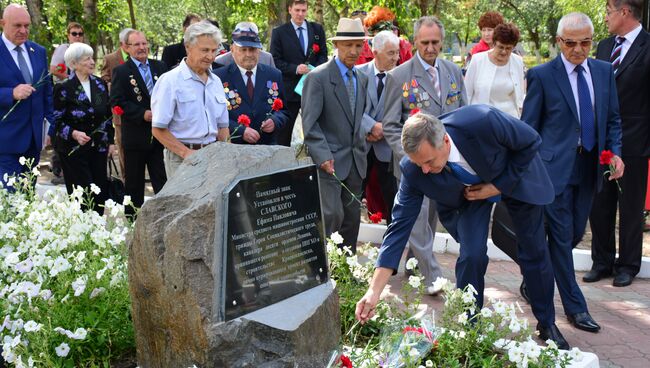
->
<box><xmin>70</xmin><ymin>31</ymin><xmax>84</xmax><ymax>37</ymax></box>
<box><xmin>127</xmin><ymin>42</ymin><xmax>149</xmax><ymax>47</ymax></box>
<box><xmin>605</xmin><ymin>7</ymin><xmax>625</xmax><ymax>16</ymax></box>
<box><xmin>351</xmin><ymin>10</ymin><xmax>367</xmax><ymax>16</ymax></box>
<box><xmin>559</xmin><ymin>37</ymin><xmax>592</xmax><ymax>48</ymax></box>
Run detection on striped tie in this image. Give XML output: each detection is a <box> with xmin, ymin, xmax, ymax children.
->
<box><xmin>610</xmin><ymin>36</ymin><xmax>625</xmax><ymax>74</ymax></box>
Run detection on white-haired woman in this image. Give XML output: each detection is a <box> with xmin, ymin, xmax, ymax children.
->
<box><xmin>53</xmin><ymin>42</ymin><xmax>114</xmax><ymax>214</ymax></box>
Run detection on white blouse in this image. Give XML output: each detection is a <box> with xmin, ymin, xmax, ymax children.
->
<box><xmin>464</xmin><ymin>50</ymin><xmax>525</xmax><ymax>118</ymax></box>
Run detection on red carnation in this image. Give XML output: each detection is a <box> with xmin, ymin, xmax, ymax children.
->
<box><xmin>112</xmin><ymin>106</ymin><xmax>124</xmax><ymax>116</ymax></box>
<box><xmin>238</xmin><ymin>114</ymin><xmax>251</xmax><ymax>127</ymax></box>
<box><xmin>409</xmin><ymin>108</ymin><xmax>420</xmax><ymax>116</ymax></box>
<box><xmin>369</xmin><ymin>212</ymin><xmax>383</xmax><ymax>224</ymax></box>
<box><xmin>339</xmin><ymin>355</ymin><xmax>352</xmax><ymax>368</ymax></box>
<box><xmin>312</xmin><ymin>44</ymin><xmax>320</xmax><ymax>54</ymax></box>
<box><xmin>55</xmin><ymin>63</ymin><xmax>66</xmax><ymax>73</ymax></box>
<box><xmin>599</xmin><ymin>150</ymin><xmax>614</xmax><ymax>165</ymax></box>
<box><xmin>271</xmin><ymin>98</ymin><xmax>284</xmax><ymax>112</ymax></box>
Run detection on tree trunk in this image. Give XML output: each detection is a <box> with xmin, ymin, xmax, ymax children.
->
<box><xmin>82</xmin><ymin>0</ymin><xmax>98</xmax><ymax>54</ymax></box>
<box><xmin>267</xmin><ymin>0</ymin><xmax>288</xmax><ymax>41</ymax></box>
<box><xmin>313</xmin><ymin>0</ymin><xmax>324</xmax><ymax>25</ymax></box>
<box><xmin>126</xmin><ymin>0</ymin><xmax>137</xmax><ymax>29</ymax></box>
<box><xmin>24</xmin><ymin>0</ymin><xmax>52</xmax><ymax>46</ymax></box>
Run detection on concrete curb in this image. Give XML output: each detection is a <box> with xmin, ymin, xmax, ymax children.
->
<box><xmin>359</xmin><ymin>223</ymin><xmax>650</xmax><ymax>279</ymax></box>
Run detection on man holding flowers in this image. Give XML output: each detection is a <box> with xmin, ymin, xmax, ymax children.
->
<box><xmin>214</xmin><ymin>22</ymin><xmax>288</xmax><ymax>145</ymax></box>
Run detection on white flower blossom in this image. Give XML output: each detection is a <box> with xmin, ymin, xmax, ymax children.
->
<box><xmin>568</xmin><ymin>347</ymin><xmax>583</xmax><ymax>361</ymax></box>
<box><xmin>480</xmin><ymin>307</ymin><xmax>493</xmax><ymax>318</ymax></box>
<box><xmin>122</xmin><ymin>195</ymin><xmax>132</xmax><ymax>206</ymax></box>
<box><xmin>55</xmin><ymin>342</ymin><xmax>70</xmax><ymax>357</ymax></box>
<box><xmin>18</xmin><ymin>157</ymin><xmax>26</xmax><ymax>166</ymax></box>
<box><xmin>509</xmin><ymin>318</ymin><xmax>522</xmax><ymax>333</ymax></box>
<box><xmin>90</xmin><ymin>287</ymin><xmax>106</xmax><ymax>299</ymax></box>
<box><xmin>457</xmin><ymin>312</ymin><xmax>468</xmax><ymax>325</ymax></box>
<box><xmin>69</xmin><ymin>327</ymin><xmax>88</xmax><ymax>340</ymax></box>
<box><xmin>90</xmin><ymin>183</ymin><xmax>101</xmax><ymax>195</ymax></box>
<box><xmin>432</xmin><ymin>277</ymin><xmax>449</xmax><ymax>292</ymax></box>
<box><xmin>31</xmin><ymin>167</ymin><xmax>40</xmax><ymax>176</ymax></box>
<box><xmin>49</xmin><ymin>256</ymin><xmax>71</xmax><ymax>277</ymax></box>
<box><xmin>507</xmin><ymin>344</ymin><xmax>524</xmax><ymax>364</ymax></box>
<box><xmin>14</xmin><ymin>258</ymin><xmax>33</xmax><ymax>273</ymax></box>
<box><xmin>405</xmin><ymin>257</ymin><xmax>418</xmax><ymax>270</ymax></box>
<box><xmin>330</xmin><ymin>232</ymin><xmax>344</xmax><ymax>245</ymax></box>
<box><xmin>408</xmin><ymin>275</ymin><xmax>422</xmax><ymax>288</ymax></box>
<box><xmin>23</xmin><ymin>321</ymin><xmax>42</xmax><ymax>332</ymax></box>
<box><xmin>71</xmin><ymin>277</ymin><xmax>87</xmax><ymax>297</ymax></box>
<box><xmin>545</xmin><ymin>339</ymin><xmax>558</xmax><ymax>351</ymax></box>
<box><xmin>425</xmin><ymin>360</ymin><xmax>433</xmax><ymax>367</ymax></box>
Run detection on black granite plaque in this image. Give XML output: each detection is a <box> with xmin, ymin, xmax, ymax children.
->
<box><xmin>222</xmin><ymin>165</ymin><xmax>328</xmax><ymax>321</ymax></box>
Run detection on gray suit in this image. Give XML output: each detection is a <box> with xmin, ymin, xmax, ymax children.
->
<box><xmin>383</xmin><ymin>53</ymin><xmax>467</xmax><ymax>287</ymax></box>
<box><xmin>302</xmin><ymin>58</ymin><xmax>370</xmax><ymax>251</ymax></box>
<box><xmin>358</xmin><ymin>61</ymin><xmax>398</xmax><ymax>222</ymax></box>
<box><xmin>214</xmin><ymin>50</ymin><xmax>276</xmax><ymax>68</ymax></box>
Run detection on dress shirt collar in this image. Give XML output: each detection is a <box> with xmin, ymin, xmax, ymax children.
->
<box><xmin>560</xmin><ymin>53</ymin><xmax>590</xmax><ymax>76</ymax></box>
<box><xmin>2</xmin><ymin>32</ymin><xmax>28</xmax><ymax>54</ymax></box>
<box><xmin>179</xmin><ymin>59</ymin><xmax>216</xmax><ymax>84</ymax></box>
<box><xmin>291</xmin><ymin>19</ymin><xmax>307</xmax><ymax>31</ymax></box>
<box><xmin>372</xmin><ymin>60</ymin><xmax>386</xmax><ymax>75</ymax></box>
<box><xmin>236</xmin><ymin>63</ymin><xmax>258</xmax><ymax>81</ymax></box>
<box><xmin>334</xmin><ymin>57</ymin><xmax>355</xmax><ymax>79</ymax></box>
<box><xmin>416</xmin><ymin>51</ymin><xmax>438</xmax><ymax>72</ymax></box>
<box><xmin>131</xmin><ymin>57</ymin><xmax>149</xmax><ymax>68</ymax></box>
<box><xmin>620</xmin><ymin>23</ymin><xmax>642</xmax><ymax>45</ymax></box>
<box><xmin>447</xmin><ymin>134</ymin><xmax>476</xmax><ymax>174</ymax></box>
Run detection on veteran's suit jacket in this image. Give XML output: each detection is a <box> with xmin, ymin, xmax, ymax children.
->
<box><xmin>110</xmin><ymin>58</ymin><xmax>168</xmax><ymax>151</ymax></box>
<box><xmin>270</xmin><ymin>21</ymin><xmax>328</xmax><ymax>103</ymax></box>
<box><xmin>521</xmin><ymin>56</ymin><xmax>622</xmax><ymax>194</ymax></box>
<box><xmin>301</xmin><ymin>58</ymin><xmax>370</xmax><ymax>180</ymax></box>
<box><xmin>357</xmin><ymin>61</ymin><xmax>392</xmax><ymax>163</ymax></box>
<box><xmin>0</xmin><ymin>39</ymin><xmax>53</xmax><ymax>154</ymax></box>
<box><xmin>213</xmin><ymin>63</ymin><xmax>289</xmax><ymax>145</ymax></box>
<box><xmin>376</xmin><ymin>105</ymin><xmax>553</xmax><ymax>271</ymax></box>
<box><xmin>596</xmin><ymin>29</ymin><xmax>650</xmax><ymax>158</ymax></box>
<box><xmin>382</xmin><ymin>54</ymin><xmax>467</xmax><ymax>177</ymax></box>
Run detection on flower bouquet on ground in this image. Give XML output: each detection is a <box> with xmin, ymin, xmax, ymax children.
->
<box><xmin>377</xmin><ymin>318</ymin><xmax>438</xmax><ymax>367</ymax></box>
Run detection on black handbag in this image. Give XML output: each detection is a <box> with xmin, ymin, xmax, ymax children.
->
<box><xmin>490</xmin><ymin>201</ymin><xmax>519</xmax><ymax>264</ymax></box>
<box><xmin>107</xmin><ymin>156</ymin><xmax>125</xmax><ymax>204</ymax></box>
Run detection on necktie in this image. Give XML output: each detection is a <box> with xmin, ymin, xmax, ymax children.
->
<box><xmin>345</xmin><ymin>69</ymin><xmax>356</xmax><ymax>113</ymax></box>
<box><xmin>447</xmin><ymin>161</ymin><xmax>500</xmax><ymax>202</ymax></box>
<box><xmin>140</xmin><ymin>63</ymin><xmax>154</xmax><ymax>94</ymax></box>
<box><xmin>15</xmin><ymin>46</ymin><xmax>32</xmax><ymax>84</ymax></box>
<box><xmin>427</xmin><ymin>67</ymin><xmax>440</xmax><ymax>99</ymax></box>
<box><xmin>297</xmin><ymin>26</ymin><xmax>306</xmax><ymax>56</ymax></box>
<box><xmin>246</xmin><ymin>70</ymin><xmax>254</xmax><ymax>100</ymax></box>
<box><xmin>376</xmin><ymin>72</ymin><xmax>385</xmax><ymax>100</ymax></box>
<box><xmin>610</xmin><ymin>36</ymin><xmax>625</xmax><ymax>74</ymax></box>
<box><xmin>575</xmin><ymin>65</ymin><xmax>596</xmax><ymax>151</ymax></box>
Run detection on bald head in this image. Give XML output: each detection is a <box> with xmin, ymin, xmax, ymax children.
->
<box><xmin>1</xmin><ymin>4</ymin><xmax>31</xmax><ymax>46</ymax></box>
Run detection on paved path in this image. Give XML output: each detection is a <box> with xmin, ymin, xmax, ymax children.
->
<box><xmin>383</xmin><ymin>252</ymin><xmax>650</xmax><ymax>368</ymax></box>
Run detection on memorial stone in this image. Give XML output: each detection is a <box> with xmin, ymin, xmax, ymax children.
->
<box><xmin>128</xmin><ymin>143</ymin><xmax>340</xmax><ymax>367</ymax></box>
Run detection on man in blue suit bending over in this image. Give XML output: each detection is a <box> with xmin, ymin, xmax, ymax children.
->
<box><xmin>355</xmin><ymin>106</ymin><xmax>570</xmax><ymax>349</ymax></box>
<box><xmin>521</xmin><ymin>12</ymin><xmax>623</xmax><ymax>334</ymax></box>
<box><xmin>0</xmin><ymin>4</ymin><xmax>53</xmax><ymax>186</ymax></box>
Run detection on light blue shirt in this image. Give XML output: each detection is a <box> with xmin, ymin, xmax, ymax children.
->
<box><xmin>2</xmin><ymin>32</ymin><xmax>33</xmax><ymax>77</ymax></box>
<box><xmin>131</xmin><ymin>57</ymin><xmax>151</xmax><ymax>86</ymax></box>
<box><xmin>334</xmin><ymin>57</ymin><xmax>357</xmax><ymax>96</ymax></box>
<box><xmin>151</xmin><ymin>60</ymin><xmax>229</xmax><ymax>144</ymax></box>
<box><xmin>291</xmin><ymin>20</ymin><xmax>309</xmax><ymax>55</ymax></box>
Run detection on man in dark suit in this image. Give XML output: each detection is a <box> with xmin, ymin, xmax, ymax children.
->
<box><xmin>161</xmin><ymin>13</ymin><xmax>200</xmax><ymax>70</ymax></box>
<box><xmin>0</xmin><ymin>4</ymin><xmax>53</xmax><ymax>186</ymax></box>
<box><xmin>355</xmin><ymin>106</ymin><xmax>569</xmax><ymax>349</ymax></box>
<box><xmin>213</xmin><ymin>23</ymin><xmax>289</xmax><ymax>145</ymax></box>
<box><xmin>110</xmin><ymin>30</ymin><xmax>168</xmax><ymax>215</ymax></box>
<box><xmin>521</xmin><ymin>12</ymin><xmax>624</xmax><ymax>334</ymax></box>
<box><xmin>270</xmin><ymin>0</ymin><xmax>328</xmax><ymax>146</ymax></box>
<box><xmin>301</xmin><ymin>18</ymin><xmax>368</xmax><ymax>253</ymax></box>
<box><xmin>587</xmin><ymin>0</ymin><xmax>650</xmax><ymax>287</ymax></box>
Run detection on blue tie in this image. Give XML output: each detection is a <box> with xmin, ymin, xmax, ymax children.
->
<box><xmin>140</xmin><ymin>63</ymin><xmax>154</xmax><ymax>94</ymax></box>
<box><xmin>297</xmin><ymin>26</ymin><xmax>306</xmax><ymax>56</ymax></box>
<box><xmin>15</xmin><ymin>46</ymin><xmax>32</xmax><ymax>84</ymax></box>
<box><xmin>575</xmin><ymin>65</ymin><xmax>595</xmax><ymax>151</ymax></box>
<box><xmin>447</xmin><ymin>161</ymin><xmax>500</xmax><ymax>202</ymax></box>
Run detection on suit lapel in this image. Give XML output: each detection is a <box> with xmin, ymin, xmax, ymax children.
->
<box><xmin>329</xmin><ymin>60</ymin><xmax>354</xmax><ymax>124</ymax></box>
<box><xmin>551</xmin><ymin>56</ymin><xmax>580</xmax><ymax>123</ymax></box>
<box><xmin>287</xmin><ymin>22</ymin><xmax>305</xmax><ymax>58</ymax></box>
<box><xmin>26</xmin><ymin>41</ymin><xmax>46</xmax><ymax>83</ymax></box>
<box><xmin>127</xmin><ymin>59</ymin><xmax>151</xmax><ymax>100</ymax></box>
<box><xmin>229</xmin><ymin>63</ymin><xmax>251</xmax><ymax>105</ymax></box>
<box><xmin>0</xmin><ymin>41</ymin><xmax>28</xmax><ymax>83</ymax></box>
<box><xmin>149</xmin><ymin>59</ymin><xmax>163</xmax><ymax>91</ymax></box>
<box><xmin>70</xmin><ymin>76</ymin><xmax>92</xmax><ymax>107</ymax></box>
<box><xmin>254</xmin><ymin>66</ymin><xmax>270</xmax><ymax>109</ymax></box>
<box><xmin>364</xmin><ymin>64</ymin><xmax>379</xmax><ymax>107</ymax></box>
<box><xmin>446</xmin><ymin>126</ymin><xmax>491</xmax><ymax>181</ymax></box>
<box><xmin>616</xmin><ymin>31</ymin><xmax>647</xmax><ymax>78</ymax></box>
<box><xmin>588</xmin><ymin>59</ymin><xmax>606</xmax><ymax>134</ymax></box>
<box><xmin>353</xmin><ymin>71</ymin><xmax>366</xmax><ymax>132</ymax></box>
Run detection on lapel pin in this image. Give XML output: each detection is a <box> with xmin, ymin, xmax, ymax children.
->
<box><xmin>29</xmin><ymin>47</ymin><xmax>34</xmax><ymax>52</ymax></box>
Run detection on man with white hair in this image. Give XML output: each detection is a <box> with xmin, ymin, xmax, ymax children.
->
<box><xmin>357</xmin><ymin>30</ymin><xmax>400</xmax><ymax>227</ymax></box>
<box><xmin>151</xmin><ymin>20</ymin><xmax>230</xmax><ymax>177</ymax></box>
<box><xmin>0</xmin><ymin>3</ymin><xmax>53</xmax><ymax>188</ymax></box>
<box><xmin>522</xmin><ymin>12</ymin><xmax>624</xmax><ymax>334</ymax></box>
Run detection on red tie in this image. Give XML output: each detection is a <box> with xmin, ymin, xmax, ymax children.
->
<box><xmin>246</xmin><ymin>70</ymin><xmax>254</xmax><ymax>100</ymax></box>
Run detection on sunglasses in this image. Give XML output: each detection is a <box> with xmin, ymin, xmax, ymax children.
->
<box><xmin>70</xmin><ymin>31</ymin><xmax>84</xmax><ymax>37</ymax></box>
<box><xmin>351</xmin><ymin>10</ymin><xmax>367</xmax><ymax>16</ymax></box>
<box><xmin>559</xmin><ymin>37</ymin><xmax>592</xmax><ymax>48</ymax></box>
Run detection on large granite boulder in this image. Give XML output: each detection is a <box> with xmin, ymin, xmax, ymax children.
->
<box><xmin>128</xmin><ymin>143</ymin><xmax>340</xmax><ymax>367</ymax></box>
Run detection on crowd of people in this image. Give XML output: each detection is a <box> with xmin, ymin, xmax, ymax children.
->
<box><xmin>1</xmin><ymin>0</ymin><xmax>649</xmax><ymax>352</ymax></box>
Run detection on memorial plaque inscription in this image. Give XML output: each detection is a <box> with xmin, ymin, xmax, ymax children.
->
<box><xmin>222</xmin><ymin>165</ymin><xmax>328</xmax><ymax>321</ymax></box>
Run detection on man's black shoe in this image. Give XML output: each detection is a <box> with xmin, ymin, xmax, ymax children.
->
<box><xmin>567</xmin><ymin>312</ymin><xmax>600</xmax><ymax>333</ymax></box>
<box><xmin>613</xmin><ymin>273</ymin><xmax>634</xmax><ymax>287</ymax></box>
<box><xmin>582</xmin><ymin>269</ymin><xmax>612</xmax><ymax>283</ymax></box>
<box><xmin>519</xmin><ymin>280</ymin><xmax>531</xmax><ymax>305</ymax></box>
<box><xmin>537</xmin><ymin>323</ymin><xmax>570</xmax><ymax>350</ymax></box>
